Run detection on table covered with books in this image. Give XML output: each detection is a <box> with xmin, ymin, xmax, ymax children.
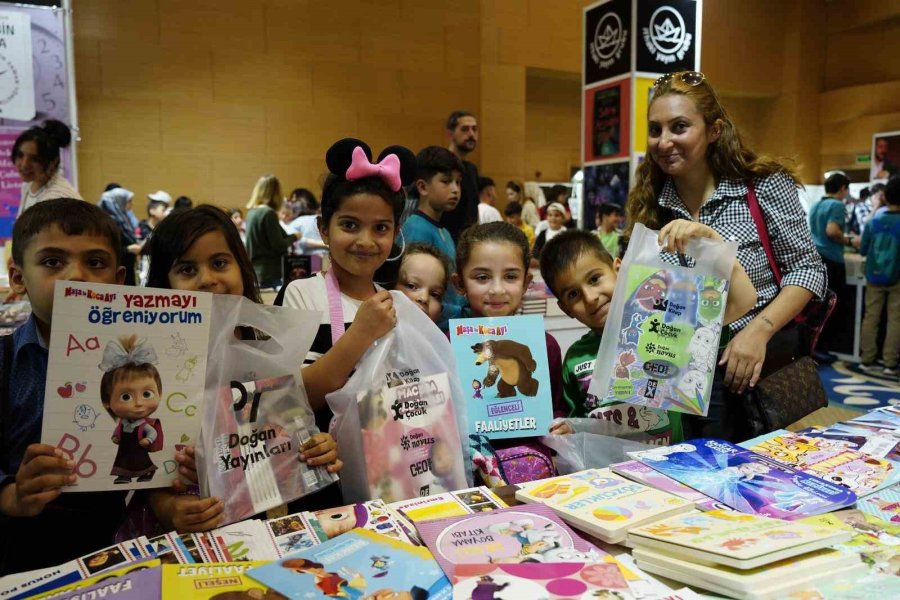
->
<box><xmin>3</xmin><ymin>404</ymin><xmax>899</xmax><ymax>600</ymax></box>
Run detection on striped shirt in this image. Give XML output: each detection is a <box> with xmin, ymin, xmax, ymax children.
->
<box><xmin>657</xmin><ymin>172</ymin><xmax>827</xmax><ymax>332</ymax></box>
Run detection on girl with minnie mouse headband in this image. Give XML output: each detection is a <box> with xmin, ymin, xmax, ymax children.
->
<box><xmin>281</xmin><ymin>138</ymin><xmax>417</xmax><ymax>429</ymax></box>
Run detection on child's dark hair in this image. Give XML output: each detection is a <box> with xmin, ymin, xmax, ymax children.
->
<box><xmin>402</xmin><ymin>242</ymin><xmax>453</xmax><ymax>290</ymax></box>
<box><xmin>12</xmin><ymin>198</ymin><xmax>122</xmax><ymax>266</ymax></box>
<box><xmin>416</xmin><ymin>146</ymin><xmax>463</xmax><ymax>184</ymax></box>
<box><xmin>11</xmin><ymin>119</ymin><xmax>71</xmax><ymax>171</ymax></box>
<box><xmin>885</xmin><ymin>175</ymin><xmax>900</xmax><ymax>206</ymax></box>
<box><xmin>825</xmin><ymin>171</ymin><xmax>850</xmax><ymax>194</ymax></box>
<box><xmin>456</xmin><ymin>222</ymin><xmax>530</xmax><ymax>275</ymax></box>
<box><xmin>478</xmin><ymin>176</ymin><xmax>495</xmax><ymax>194</ymax></box>
<box><xmin>506</xmin><ymin>181</ymin><xmax>522</xmax><ymax>194</ymax></box>
<box><xmin>539</xmin><ymin>230</ymin><xmax>614</xmax><ymax>297</ymax></box>
<box><xmin>597</xmin><ymin>203</ymin><xmax>623</xmax><ymax>218</ymax></box>
<box><xmin>146</xmin><ymin>205</ymin><xmax>261</xmax><ymax>303</ymax></box>
<box><xmin>320</xmin><ymin>138</ymin><xmax>416</xmax><ymax>229</ymax></box>
<box><xmin>504</xmin><ymin>201</ymin><xmax>523</xmax><ymax>217</ymax></box>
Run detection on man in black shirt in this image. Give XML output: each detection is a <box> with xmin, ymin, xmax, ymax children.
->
<box><xmin>441</xmin><ymin>110</ymin><xmax>480</xmax><ymax>242</ymax></box>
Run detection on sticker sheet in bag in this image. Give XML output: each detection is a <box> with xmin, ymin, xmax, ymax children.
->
<box><xmin>589</xmin><ymin>223</ymin><xmax>737</xmax><ymax>416</ymax></box>
<box><xmin>41</xmin><ymin>282</ymin><xmax>211</xmax><ymax>491</ymax></box>
<box><xmin>198</xmin><ymin>294</ymin><xmax>336</xmax><ymax>524</ymax></box>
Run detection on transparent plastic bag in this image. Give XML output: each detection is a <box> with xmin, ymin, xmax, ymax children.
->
<box><xmin>327</xmin><ymin>292</ymin><xmax>472</xmax><ymax>503</ymax></box>
<box><xmin>588</xmin><ymin>223</ymin><xmax>737</xmax><ymax>417</ymax></box>
<box><xmin>197</xmin><ymin>295</ymin><xmax>337</xmax><ymax>525</ymax></box>
<box><xmin>541</xmin><ymin>419</ymin><xmax>647</xmax><ymax>475</ymax></box>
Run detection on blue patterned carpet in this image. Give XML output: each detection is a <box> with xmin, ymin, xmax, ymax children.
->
<box><xmin>818</xmin><ymin>361</ymin><xmax>900</xmax><ymax>410</ymax></box>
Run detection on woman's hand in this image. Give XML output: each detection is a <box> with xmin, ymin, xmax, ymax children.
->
<box><xmin>657</xmin><ymin>219</ymin><xmax>722</xmax><ymax>254</ymax></box>
<box><xmin>170</xmin><ymin>495</ymin><xmax>224</xmax><ymax>533</ymax></box>
<box><xmin>300</xmin><ymin>433</ymin><xmax>343</xmax><ymax>474</ymax></box>
<box><xmin>719</xmin><ymin>325</ymin><xmax>769</xmax><ymax>393</ymax></box>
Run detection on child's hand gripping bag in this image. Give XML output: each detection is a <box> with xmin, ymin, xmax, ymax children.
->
<box><xmin>197</xmin><ymin>295</ymin><xmax>337</xmax><ymax>525</ymax></box>
<box><xmin>327</xmin><ymin>291</ymin><xmax>472</xmax><ymax>504</ymax></box>
<box><xmin>588</xmin><ymin>223</ymin><xmax>738</xmax><ymax>417</ymax></box>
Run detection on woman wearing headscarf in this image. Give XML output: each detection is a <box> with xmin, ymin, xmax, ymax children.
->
<box><xmin>98</xmin><ymin>187</ymin><xmax>143</xmax><ymax>285</ymax></box>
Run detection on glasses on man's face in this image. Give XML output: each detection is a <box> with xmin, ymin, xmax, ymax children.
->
<box><xmin>653</xmin><ymin>71</ymin><xmax>705</xmax><ymax>89</ymax></box>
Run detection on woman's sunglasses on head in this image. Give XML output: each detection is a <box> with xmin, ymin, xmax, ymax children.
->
<box><xmin>653</xmin><ymin>71</ymin><xmax>705</xmax><ymax>89</ymax></box>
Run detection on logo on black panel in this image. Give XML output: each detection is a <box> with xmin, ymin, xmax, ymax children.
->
<box><xmin>590</xmin><ymin>11</ymin><xmax>628</xmax><ymax>69</ymax></box>
<box><xmin>642</xmin><ymin>5</ymin><xmax>692</xmax><ymax>64</ymax></box>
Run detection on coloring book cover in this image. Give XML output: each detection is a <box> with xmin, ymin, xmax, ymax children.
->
<box><xmin>610</xmin><ymin>460</ymin><xmax>725</xmax><ymax>512</ymax></box>
<box><xmin>515</xmin><ymin>468</ymin><xmax>694</xmax><ymax>543</ymax></box>
<box><xmin>589</xmin><ymin>266</ymin><xmax>729</xmax><ymax>416</ymax></box>
<box><xmin>390</xmin><ymin>486</ymin><xmax>507</xmax><ymax>523</ymax></box>
<box><xmin>797</xmin><ymin>422</ymin><xmax>900</xmax><ymax>462</ymax></box>
<box><xmin>52</xmin><ymin>565</ymin><xmax>160</xmax><ymax>600</ymax></box>
<box><xmin>41</xmin><ymin>282</ymin><xmax>211</xmax><ymax>491</ymax></box>
<box><xmin>246</xmin><ymin>529</ymin><xmax>451</xmax><ymax>600</ymax></box>
<box><xmin>857</xmin><ymin>482</ymin><xmax>900</xmax><ymax>525</ymax></box>
<box><xmin>416</xmin><ymin>504</ymin><xmax>605</xmax><ymax>578</ymax></box>
<box><xmin>449</xmin><ymin>316</ymin><xmax>552</xmax><ymax>439</ymax></box>
<box><xmin>265</xmin><ymin>511</ymin><xmax>321</xmax><ymax>558</ymax></box>
<box><xmin>358</xmin><ymin>372</ymin><xmax>467</xmax><ymax>502</ymax></box>
<box><xmin>748</xmin><ymin>431</ymin><xmax>900</xmax><ymax>496</ymax></box>
<box><xmin>452</xmin><ymin>562</ymin><xmax>632</xmax><ymax>600</ymax></box>
<box><xmin>161</xmin><ymin>562</ymin><xmax>280</xmax><ymax>599</ymax></box>
<box><xmin>627</xmin><ymin>509</ymin><xmax>850</xmax><ymax>567</ymax></box>
<box><xmin>801</xmin><ymin>510</ymin><xmax>900</xmax><ymax>576</ymax></box>
<box><xmin>634</xmin><ymin>440</ymin><xmax>857</xmax><ymax>520</ymax></box>
<box><xmin>306</xmin><ymin>499</ymin><xmax>412</xmax><ymax>545</ymax></box>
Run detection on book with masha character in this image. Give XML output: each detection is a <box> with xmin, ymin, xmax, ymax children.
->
<box><xmin>449</xmin><ymin>316</ymin><xmax>553</xmax><ymax>440</ymax></box>
<box><xmin>41</xmin><ymin>282</ymin><xmax>211</xmax><ymax>491</ymax></box>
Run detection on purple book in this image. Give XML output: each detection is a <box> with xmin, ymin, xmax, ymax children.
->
<box><xmin>416</xmin><ymin>504</ymin><xmax>605</xmax><ymax>578</ymax></box>
<box><xmin>610</xmin><ymin>460</ymin><xmax>725</xmax><ymax>511</ymax></box>
<box><xmin>68</xmin><ymin>565</ymin><xmax>160</xmax><ymax>599</ymax></box>
<box><xmin>633</xmin><ymin>439</ymin><xmax>856</xmax><ymax>520</ymax></box>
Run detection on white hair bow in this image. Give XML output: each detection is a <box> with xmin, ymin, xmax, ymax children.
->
<box><xmin>98</xmin><ymin>338</ymin><xmax>159</xmax><ymax>372</ymax></box>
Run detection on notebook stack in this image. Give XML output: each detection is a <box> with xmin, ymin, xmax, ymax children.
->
<box><xmin>627</xmin><ymin>509</ymin><xmax>864</xmax><ymax>599</ymax></box>
<box><xmin>515</xmin><ymin>468</ymin><xmax>694</xmax><ymax>544</ymax></box>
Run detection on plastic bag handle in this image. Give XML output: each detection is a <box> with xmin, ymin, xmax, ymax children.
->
<box><xmin>325</xmin><ymin>268</ymin><xmax>345</xmax><ymax>345</ymax></box>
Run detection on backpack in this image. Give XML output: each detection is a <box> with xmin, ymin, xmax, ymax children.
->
<box><xmin>470</xmin><ymin>435</ymin><xmax>555</xmax><ymax>487</ymax></box>
<box><xmin>866</xmin><ymin>214</ymin><xmax>900</xmax><ymax>285</ymax></box>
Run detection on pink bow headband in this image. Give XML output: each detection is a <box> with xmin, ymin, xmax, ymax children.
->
<box><xmin>345</xmin><ymin>146</ymin><xmax>402</xmax><ymax>192</ymax></box>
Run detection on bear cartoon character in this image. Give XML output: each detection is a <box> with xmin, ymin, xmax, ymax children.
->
<box><xmin>471</xmin><ymin>340</ymin><xmax>539</xmax><ymax>397</ymax></box>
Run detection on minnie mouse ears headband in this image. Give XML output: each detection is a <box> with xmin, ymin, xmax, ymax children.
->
<box><xmin>325</xmin><ymin>138</ymin><xmax>417</xmax><ymax>192</ymax></box>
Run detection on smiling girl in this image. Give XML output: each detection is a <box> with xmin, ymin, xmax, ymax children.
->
<box><xmin>627</xmin><ymin>71</ymin><xmax>825</xmax><ymax>441</ymax></box>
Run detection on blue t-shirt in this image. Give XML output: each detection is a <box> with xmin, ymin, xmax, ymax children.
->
<box><xmin>809</xmin><ymin>197</ymin><xmax>846</xmax><ymax>263</ymax></box>
<box><xmin>860</xmin><ymin>209</ymin><xmax>900</xmax><ymax>285</ymax></box>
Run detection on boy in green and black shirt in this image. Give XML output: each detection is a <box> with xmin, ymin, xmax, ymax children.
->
<box><xmin>540</xmin><ymin>230</ymin><xmax>682</xmax><ymax>445</ymax></box>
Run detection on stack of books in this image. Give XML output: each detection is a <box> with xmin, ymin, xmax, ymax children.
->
<box><xmin>627</xmin><ymin>510</ymin><xmax>864</xmax><ymax>599</ymax></box>
<box><xmin>514</xmin><ymin>468</ymin><xmax>695</xmax><ymax>544</ymax></box>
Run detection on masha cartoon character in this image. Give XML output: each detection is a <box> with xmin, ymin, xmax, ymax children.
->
<box><xmin>99</xmin><ymin>335</ymin><xmax>164</xmax><ymax>484</ymax></box>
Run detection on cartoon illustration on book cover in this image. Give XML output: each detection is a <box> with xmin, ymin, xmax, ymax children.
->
<box><xmin>41</xmin><ymin>282</ymin><xmax>212</xmax><ymax>492</ymax></box>
<box><xmin>450</xmin><ymin>316</ymin><xmax>553</xmax><ymax>439</ymax></box>
<box><xmin>635</xmin><ymin>440</ymin><xmax>856</xmax><ymax>520</ymax></box>
<box><xmin>99</xmin><ymin>336</ymin><xmax>164</xmax><ymax>484</ymax></box>
<box><xmin>599</xmin><ymin>266</ymin><xmax>726</xmax><ymax>416</ymax></box>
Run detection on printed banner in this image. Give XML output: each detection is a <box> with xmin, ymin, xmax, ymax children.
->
<box><xmin>636</xmin><ymin>0</ymin><xmax>698</xmax><ymax>74</ymax></box>
<box><xmin>0</xmin><ymin>11</ymin><xmax>35</xmax><ymax>121</ymax></box>
<box><xmin>584</xmin><ymin>78</ymin><xmax>631</xmax><ymax>163</ymax></box>
<box><xmin>584</xmin><ymin>0</ymin><xmax>632</xmax><ymax>86</ymax></box>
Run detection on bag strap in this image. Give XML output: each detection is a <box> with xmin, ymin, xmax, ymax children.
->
<box><xmin>746</xmin><ymin>181</ymin><xmax>784</xmax><ymax>285</ymax></box>
<box><xmin>324</xmin><ymin>268</ymin><xmax>345</xmax><ymax>346</ymax></box>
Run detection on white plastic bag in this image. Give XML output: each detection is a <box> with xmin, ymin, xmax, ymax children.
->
<box><xmin>327</xmin><ymin>292</ymin><xmax>472</xmax><ymax>503</ymax></box>
<box><xmin>541</xmin><ymin>419</ymin><xmax>649</xmax><ymax>475</ymax></box>
<box><xmin>197</xmin><ymin>295</ymin><xmax>337</xmax><ymax>525</ymax></box>
<box><xmin>588</xmin><ymin>223</ymin><xmax>737</xmax><ymax>417</ymax></box>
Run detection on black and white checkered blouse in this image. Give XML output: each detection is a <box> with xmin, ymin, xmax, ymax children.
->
<box><xmin>657</xmin><ymin>172</ymin><xmax>827</xmax><ymax>332</ymax></box>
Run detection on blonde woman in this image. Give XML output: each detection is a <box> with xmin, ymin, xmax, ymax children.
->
<box><xmin>244</xmin><ymin>174</ymin><xmax>298</xmax><ymax>289</ymax></box>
